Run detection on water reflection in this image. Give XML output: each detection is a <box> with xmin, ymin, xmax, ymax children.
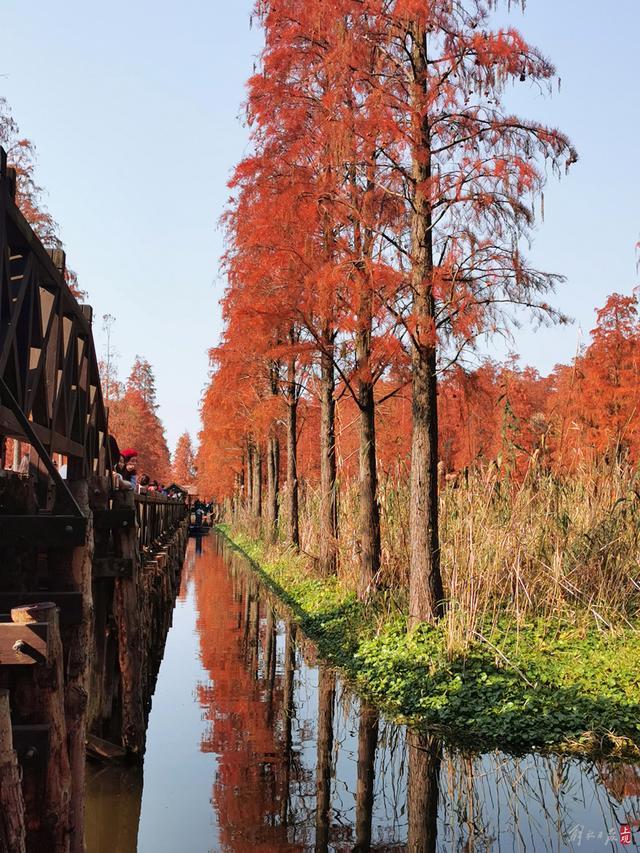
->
<box><xmin>85</xmin><ymin>763</ymin><xmax>143</xmax><ymax>853</ymax></box>
<box><xmin>85</xmin><ymin>536</ymin><xmax>640</xmax><ymax>852</ymax></box>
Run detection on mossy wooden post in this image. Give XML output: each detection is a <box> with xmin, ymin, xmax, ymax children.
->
<box><xmin>112</xmin><ymin>491</ymin><xmax>145</xmax><ymax>755</ymax></box>
<box><xmin>11</xmin><ymin>602</ymin><xmax>72</xmax><ymax>852</ymax></box>
<box><xmin>0</xmin><ymin>689</ymin><xmax>26</xmax><ymax>853</ymax></box>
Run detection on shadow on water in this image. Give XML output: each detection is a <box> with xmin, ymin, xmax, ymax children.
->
<box><xmin>85</xmin><ymin>535</ymin><xmax>640</xmax><ymax>852</ymax></box>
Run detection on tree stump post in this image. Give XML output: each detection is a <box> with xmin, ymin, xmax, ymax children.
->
<box><xmin>86</xmin><ymin>477</ymin><xmax>116</xmax><ymax>742</ymax></box>
<box><xmin>11</xmin><ymin>602</ymin><xmax>72</xmax><ymax>852</ymax></box>
<box><xmin>0</xmin><ymin>689</ymin><xmax>26</xmax><ymax>853</ymax></box>
<box><xmin>112</xmin><ymin>491</ymin><xmax>145</xmax><ymax>756</ymax></box>
<box><xmin>66</xmin><ymin>477</ymin><xmax>94</xmax><ymax>853</ymax></box>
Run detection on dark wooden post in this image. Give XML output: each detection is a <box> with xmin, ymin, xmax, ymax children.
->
<box><xmin>0</xmin><ymin>689</ymin><xmax>26</xmax><ymax>853</ymax></box>
<box><xmin>11</xmin><ymin>602</ymin><xmax>72</xmax><ymax>852</ymax></box>
<box><xmin>45</xmin><ymin>467</ymin><xmax>95</xmax><ymax>852</ymax></box>
<box><xmin>66</xmin><ymin>477</ymin><xmax>94</xmax><ymax>853</ymax></box>
<box><xmin>111</xmin><ymin>491</ymin><xmax>145</xmax><ymax>755</ymax></box>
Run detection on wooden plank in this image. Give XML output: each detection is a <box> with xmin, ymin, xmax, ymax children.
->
<box><xmin>0</xmin><ymin>622</ymin><xmax>48</xmax><ymax>664</ymax></box>
<box><xmin>92</xmin><ymin>557</ymin><xmax>133</xmax><ymax>579</ymax></box>
<box><xmin>0</xmin><ymin>405</ymin><xmax>86</xmax><ymax>458</ymax></box>
<box><xmin>86</xmin><ymin>734</ymin><xmax>127</xmax><ymax>763</ymax></box>
<box><xmin>0</xmin><ymin>593</ymin><xmax>82</xmax><ymax>628</ymax></box>
<box><xmin>0</xmin><ymin>515</ymin><xmax>87</xmax><ymax>547</ymax></box>
<box><xmin>93</xmin><ymin>508</ymin><xmax>135</xmax><ymax>531</ymax></box>
<box><xmin>12</xmin><ymin>724</ymin><xmax>49</xmax><ymax>768</ymax></box>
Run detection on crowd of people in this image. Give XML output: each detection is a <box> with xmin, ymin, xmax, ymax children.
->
<box><xmin>110</xmin><ymin>445</ymin><xmax>187</xmax><ymax>500</ymax></box>
<box><xmin>2</xmin><ymin>436</ymin><xmax>195</xmax><ymax>506</ymax></box>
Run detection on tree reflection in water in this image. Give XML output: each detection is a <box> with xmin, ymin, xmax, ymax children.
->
<box><xmin>192</xmin><ymin>537</ymin><xmax>640</xmax><ymax>852</ymax></box>
<box><xmin>87</xmin><ymin>536</ymin><xmax>640</xmax><ymax>852</ymax></box>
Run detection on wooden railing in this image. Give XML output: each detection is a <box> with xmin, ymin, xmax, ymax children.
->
<box><xmin>135</xmin><ymin>492</ymin><xmax>189</xmax><ymax>552</ymax></box>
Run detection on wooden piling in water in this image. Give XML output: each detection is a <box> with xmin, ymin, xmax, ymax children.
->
<box><xmin>112</xmin><ymin>491</ymin><xmax>146</xmax><ymax>756</ymax></box>
<box><xmin>0</xmin><ymin>689</ymin><xmax>26</xmax><ymax>853</ymax></box>
<box><xmin>0</xmin><ymin>484</ymin><xmax>189</xmax><ymax>848</ymax></box>
<box><xmin>11</xmin><ymin>602</ymin><xmax>72</xmax><ymax>852</ymax></box>
<box><xmin>48</xmin><ymin>475</ymin><xmax>94</xmax><ymax>853</ymax></box>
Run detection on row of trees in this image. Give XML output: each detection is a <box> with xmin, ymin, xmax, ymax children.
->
<box><xmin>198</xmin><ymin>0</ymin><xmax>576</xmax><ymax>623</ymax></box>
<box><xmin>438</xmin><ymin>291</ymin><xmax>640</xmax><ymax>474</ymax></box>
<box><xmin>199</xmin><ymin>287</ymin><xmax>640</xmax><ymax>503</ymax></box>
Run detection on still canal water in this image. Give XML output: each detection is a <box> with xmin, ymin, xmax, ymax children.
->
<box><xmin>85</xmin><ymin>536</ymin><xmax>640</xmax><ymax>852</ymax></box>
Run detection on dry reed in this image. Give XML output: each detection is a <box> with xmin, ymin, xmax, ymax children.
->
<box><xmin>234</xmin><ymin>458</ymin><xmax>640</xmax><ymax>652</ymax></box>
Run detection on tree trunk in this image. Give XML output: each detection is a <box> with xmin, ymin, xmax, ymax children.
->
<box><xmin>407</xmin><ymin>732</ymin><xmax>441</xmax><ymax>853</ymax></box>
<box><xmin>251</xmin><ymin>442</ymin><xmax>262</xmax><ymax>520</ymax></box>
<box><xmin>246</xmin><ymin>441</ymin><xmax>253</xmax><ymax>513</ymax></box>
<box><xmin>357</xmin><ymin>380</ymin><xmax>381</xmax><ymax>599</ymax></box>
<box><xmin>408</xmin><ymin>24</ymin><xmax>445</xmax><ymax>626</ymax></box>
<box><xmin>233</xmin><ymin>470</ymin><xmax>242</xmax><ymax>519</ymax></box>
<box><xmin>286</xmin><ymin>359</ymin><xmax>300</xmax><ymax>549</ymax></box>
<box><xmin>266</xmin><ymin>431</ymin><xmax>280</xmax><ymax>543</ymax></box>
<box><xmin>319</xmin><ymin>342</ymin><xmax>337</xmax><ymax>576</ymax></box>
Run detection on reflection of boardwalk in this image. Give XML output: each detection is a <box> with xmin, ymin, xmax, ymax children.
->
<box><xmin>85</xmin><ymin>764</ymin><xmax>143</xmax><ymax>853</ymax></box>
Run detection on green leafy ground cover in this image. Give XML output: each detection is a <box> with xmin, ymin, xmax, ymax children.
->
<box><xmin>217</xmin><ymin>525</ymin><xmax>640</xmax><ymax>756</ymax></box>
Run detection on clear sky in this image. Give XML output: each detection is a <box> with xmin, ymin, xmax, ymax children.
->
<box><xmin>2</xmin><ymin>1</ymin><xmax>639</xmax><ymax>453</ymax></box>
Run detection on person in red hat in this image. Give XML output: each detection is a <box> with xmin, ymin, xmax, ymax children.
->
<box><xmin>121</xmin><ymin>449</ymin><xmax>139</xmax><ymax>488</ymax></box>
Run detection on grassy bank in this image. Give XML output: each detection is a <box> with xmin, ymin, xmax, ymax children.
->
<box><xmin>218</xmin><ymin>524</ymin><xmax>640</xmax><ymax>757</ymax></box>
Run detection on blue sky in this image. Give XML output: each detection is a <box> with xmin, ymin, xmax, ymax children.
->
<box><xmin>2</xmin><ymin>1</ymin><xmax>638</xmax><ymax>452</ymax></box>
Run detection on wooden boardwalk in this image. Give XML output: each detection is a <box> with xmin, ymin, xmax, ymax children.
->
<box><xmin>0</xmin><ymin>147</ymin><xmax>189</xmax><ymax>852</ymax></box>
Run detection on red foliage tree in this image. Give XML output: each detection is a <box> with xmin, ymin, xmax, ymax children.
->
<box><xmin>172</xmin><ymin>432</ymin><xmax>197</xmax><ymax>485</ymax></box>
<box><xmin>0</xmin><ymin>97</ymin><xmax>85</xmax><ymax>298</ymax></box>
<box><xmin>550</xmin><ymin>292</ymin><xmax>640</xmax><ymax>467</ymax></box>
<box><xmin>109</xmin><ymin>356</ymin><xmax>171</xmax><ymax>482</ymax></box>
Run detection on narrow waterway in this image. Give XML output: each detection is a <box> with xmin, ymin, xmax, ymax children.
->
<box><xmin>85</xmin><ymin>536</ymin><xmax>640</xmax><ymax>852</ymax></box>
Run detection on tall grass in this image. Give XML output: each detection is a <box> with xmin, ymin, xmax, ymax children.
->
<box><xmin>232</xmin><ymin>459</ymin><xmax>640</xmax><ymax>652</ymax></box>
